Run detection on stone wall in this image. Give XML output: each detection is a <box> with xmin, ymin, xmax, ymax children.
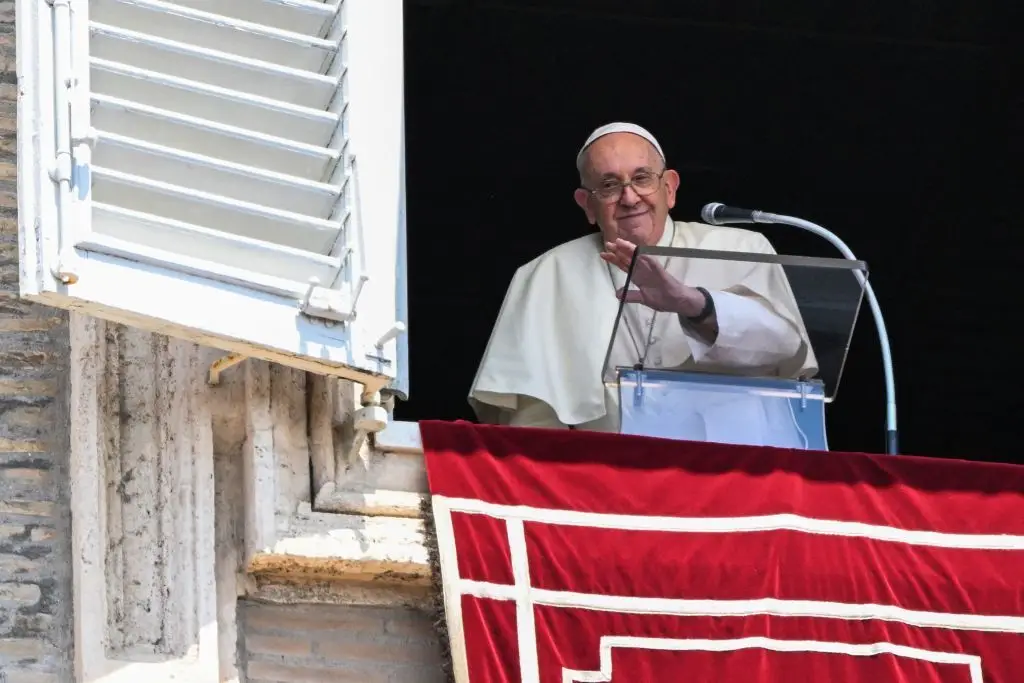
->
<box><xmin>0</xmin><ymin>2</ymin><xmax>76</xmax><ymax>681</ymax></box>
<box><xmin>1</xmin><ymin>3</ymin><xmax>443</xmax><ymax>680</ymax></box>
<box><xmin>64</xmin><ymin>315</ymin><xmax>440</xmax><ymax>683</ymax></box>
<box><xmin>238</xmin><ymin>601</ymin><xmax>444</xmax><ymax>683</ymax></box>
<box><xmin>64</xmin><ymin>311</ymin><xmax>440</xmax><ymax>683</ymax></box>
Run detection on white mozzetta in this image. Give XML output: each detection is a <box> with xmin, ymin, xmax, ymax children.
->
<box><xmin>18</xmin><ymin>0</ymin><xmax>408</xmax><ymax>393</ymax></box>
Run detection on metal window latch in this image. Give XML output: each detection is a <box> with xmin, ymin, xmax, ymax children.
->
<box><xmin>299</xmin><ymin>275</ymin><xmax>367</xmax><ymax>324</ymax></box>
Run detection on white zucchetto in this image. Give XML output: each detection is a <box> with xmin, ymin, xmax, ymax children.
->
<box><xmin>575</xmin><ymin>122</ymin><xmax>666</xmax><ymax>170</ymax></box>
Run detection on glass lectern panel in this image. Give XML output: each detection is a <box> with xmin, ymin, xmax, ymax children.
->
<box><xmin>601</xmin><ymin>246</ymin><xmax>867</xmax><ymax>401</ymax></box>
<box><xmin>617</xmin><ymin>369</ymin><xmax>829</xmax><ymax>449</ymax></box>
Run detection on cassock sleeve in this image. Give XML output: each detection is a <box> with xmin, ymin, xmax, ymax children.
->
<box><xmin>683</xmin><ymin>292</ymin><xmax>803</xmax><ymax>366</ymax></box>
<box><xmin>677</xmin><ymin>232</ymin><xmax>816</xmax><ymax>377</ymax></box>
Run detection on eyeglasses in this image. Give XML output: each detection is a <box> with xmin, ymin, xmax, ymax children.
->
<box><xmin>583</xmin><ymin>170</ymin><xmax>665</xmax><ymax>203</ymax></box>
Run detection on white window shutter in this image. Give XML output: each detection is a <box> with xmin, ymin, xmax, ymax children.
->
<box><xmin>17</xmin><ymin>0</ymin><xmax>407</xmax><ymax>395</ymax></box>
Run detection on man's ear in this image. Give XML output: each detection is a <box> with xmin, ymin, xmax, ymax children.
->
<box><xmin>574</xmin><ymin>188</ymin><xmax>597</xmax><ymax>224</ymax></box>
<box><xmin>663</xmin><ymin>169</ymin><xmax>681</xmax><ymax>209</ymax></box>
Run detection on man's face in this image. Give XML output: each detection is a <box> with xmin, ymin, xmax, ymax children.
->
<box><xmin>574</xmin><ymin>133</ymin><xmax>680</xmax><ymax>246</ymax></box>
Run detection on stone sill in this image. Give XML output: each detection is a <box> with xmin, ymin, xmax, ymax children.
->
<box><xmin>250</xmin><ymin>502</ymin><xmax>429</xmax><ymax>579</ymax></box>
<box><xmin>313</xmin><ymin>419</ymin><xmax>426</xmax><ymax>518</ymax></box>
<box><xmin>375</xmin><ymin>419</ymin><xmax>424</xmax><ymax>454</ymax></box>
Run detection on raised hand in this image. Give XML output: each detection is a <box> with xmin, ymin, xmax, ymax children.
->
<box><xmin>600</xmin><ymin>238</ymin><xmax>703</xmax><ymax>316</ymax></box>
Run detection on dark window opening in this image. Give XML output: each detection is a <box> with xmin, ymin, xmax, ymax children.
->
<box><xmin>396</xmin><ymin>1</ymin><xmax>1020</xmax><ymax>462</ymax></box>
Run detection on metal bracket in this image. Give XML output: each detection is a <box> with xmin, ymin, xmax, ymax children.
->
<box><xmin>344</xmin><ymin>391</ymin><xmax>389</xmax><ymax>468</ymax></box>
<box><xmin>632</xmin><ymin>364</ymin><xmax>646</xmax><ymax>408</ymax></box>
<box><xmin>364</xmin><ymin>322</ymin><xmax>406</xmax><ymax>371</ymax></box>
<box><xmin>299</xmin><ymin>275</ymin><xmax>368</xmax><ymax>325</ymax></box>
<box><xmin>208</xmin><ymin>353</ymin><xmax>247</xmax><ymax>386</ymax></box>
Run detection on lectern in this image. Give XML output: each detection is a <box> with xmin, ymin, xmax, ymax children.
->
<box><xmin>602</xmin><ymin>246</ymin><xmax>867</xmax><ymax>450</ymax></box>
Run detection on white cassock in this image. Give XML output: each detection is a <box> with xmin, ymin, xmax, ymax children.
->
<box><xmin>468</xmin><ymin>216</ymin><xmax>820</xmax><ymax>443</ymax></box>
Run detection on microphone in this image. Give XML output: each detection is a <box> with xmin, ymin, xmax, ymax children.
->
<box><xmin>701</xmin><ymin>202</ymin><xmax>898</xmax><ymax>456</ymax></box>
<box><xmin>701</xmin><ymin>202</ymin><xmax>771</xmax><ymax>225</ymax></box>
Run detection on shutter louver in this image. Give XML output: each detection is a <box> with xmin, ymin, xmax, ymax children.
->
<box><xmin>83</xmin><ymin>0</ymin><xmax>351</xmax><ymax>292</ymax></box>
<box><xmin>20</xmin><ymin>0</ymin><xmax>406</xmax><ymax>391</ymax></box>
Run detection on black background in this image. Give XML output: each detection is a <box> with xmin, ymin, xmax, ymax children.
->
<box><xmin>397</xmin><ymin>0</ymin><xmax>1022</xmax><ymax>463</ymax></box>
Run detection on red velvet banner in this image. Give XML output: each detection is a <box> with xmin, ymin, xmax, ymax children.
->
<box><xmin>420</xmin><ymin>421</ymin><xmax>1024</xmax><ymax>683</ymax></box>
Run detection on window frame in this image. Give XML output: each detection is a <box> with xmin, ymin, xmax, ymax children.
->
<box><xmin>17</xmin><ymin>0</ymin><xmax>409</xmax><ymax>394</ymax></box>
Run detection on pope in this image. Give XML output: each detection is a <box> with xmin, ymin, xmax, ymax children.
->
<box><xmin>468</xmin><ymin>122</ymin><xmax>817</xmax><ymax>432</ymax></box>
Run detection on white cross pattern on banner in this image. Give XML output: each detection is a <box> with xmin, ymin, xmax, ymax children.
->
<box><xmin>559</xmin><ymin>636</ymin><xmax>983</xmax><ymax>683</ymax></box>
<box><xmin>432</xmin><ymin>495</ymin><xmax>1024</xmax><ymax>683</ymax></box>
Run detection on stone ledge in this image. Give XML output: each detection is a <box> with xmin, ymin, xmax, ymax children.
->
<box><xmin>249</xmin><ymin>423</ymin><xmax>432</xmax><ymax>607</ymax></box>
<box><xmin>315</xmin><ymin>420</ymin><xmax>427</xmax><ymax>518</ymax></box>
<box><xmin>249</xmin><ymin>576</ymin><xmax>433</xmax><ymax>610</ymax></box>
<box><xmin>247</xmin><ymin>503</ymin><xmax>430</xmax><ymax>588</ymax></box>
<box><xmin>375</xmin><ymin>419</ymin><xmax>423</xmax><ymax>454</ymax></box>
<box><xmin>315</xmin><ymin>482</ymin><xmax>425</xmax><ymax>519</ymax></box>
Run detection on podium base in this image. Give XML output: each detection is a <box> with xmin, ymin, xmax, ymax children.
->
<box><xmin>617</xmin><ymin>369</ymin><xmax>828</xmax><ymax>451</ymax></box>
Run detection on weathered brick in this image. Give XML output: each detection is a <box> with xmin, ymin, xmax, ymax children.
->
<box><xmin>0</xmin><ymin>439</ymin><xmax>45</xmax><ymax>454</ymax></box>
<box><xmin>0</xmin><ymin>298</ymin><xmax>59</xmax><ymax>322</ymax></box>
<box><xmin>0</xmin><ymin>583</ymin><xmax>41</xmax><ymax>606</ymax></box>
<box><xmin>0</xmin><ymin>636</ymin><xmax>47</xmax><ymax>659</ymax></box>
<box><xmin>0</xmin><ymin>611</ymin><xmax>54</xmax><ymax>638</ymax></box>
<box><xmin>0</xmin><ymin>353</ymin><xmax>62</xmax><ymax>382</ymax></box>
<box><xmin>0</xmin><ymin>455</ymin><xmax>52</xmax><ymax>470</ymax></box>
<box><xmin>247</xmin><ymin>660</ymin><xmax>388</xmax><ymax>683</ymax></box>
<box><xmin>0</xmin><ymin>233</ymin><xmax>14</xmax><ymax>260</ymax></box>
<box><xmin>241</xmin><ymin>602</ymin><xmax>445</xmax><ymax>683</ymax></box>
<box><xmin>245</xmin><ymin>604</ymin><xmax>386</xmax><ymax>636</ymax></box>
<box><xmin>247</xmin><ymin>633</ymin><xmax>313</xmax><ymax>658</ymax></box>
<box><xmin>0</xmin><ymin>380</ymin><xmax>55</xmax><ymax>400</ymax></box>
<box><xmin>2</xmin><ymin>671</ymin><xmax>59</xmax><ymax>683</ymax></box>
<box><xmin>314</xmin><ymin>636</ymin><xmax>440</xmax><ymax>667</ymax></box>
<box><xmin>0</xmin><ymin>187</ymin><xmax>14</xmax><ymax>213</ymax></box>
<box><xmin>383</xmin><ymin>609</ymin><xmax>438</xmax><ymax>640</ymax></box>
<box><xmin>0</xmin><ymin>553</ymin><xmax>40</xmax><ymax>575</ymax></box>
<box><xmin>0</xmin><ymin>500</ymin><xmax>56</xmax><ymax>518</ymax></box>
<box><xmin>0</xmin><ymin>9</ymin><xmax>72</xmax><ymax>683</ymax></box>
<box><xmin>0</xmin><ymin>467</ymin><xmax>53</xmax><ymax>498</ymax></box>
<box><xmin>0</xmin><ymin>108</ymin><xmax>14</xmax><ymax>131</ymax></box>
<box><xmin>0</xmin><ymin>318</ymin><xmax>63</xmax><ymax>332</ymax></box>
<box><xmin>0</xmin><ymin>335</ymin><xmax>63</xmax><ymax>374</ymax></box>
<box><xmin>0</xmin><ymin>467</ymin><xmax>50</xmax><ymax>484</ymax></box>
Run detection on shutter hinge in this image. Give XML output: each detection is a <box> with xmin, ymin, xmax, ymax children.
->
<box><xmin>299</xmin><ymin>275</ymin><xmax>368</xmax><ymax>324</ymax></box>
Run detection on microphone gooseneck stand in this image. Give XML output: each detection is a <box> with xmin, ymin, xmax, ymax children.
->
<box><xmin>702</xmin><ymin>204</ymin><xmax>898</xmax><ymax>455</ymax></box>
